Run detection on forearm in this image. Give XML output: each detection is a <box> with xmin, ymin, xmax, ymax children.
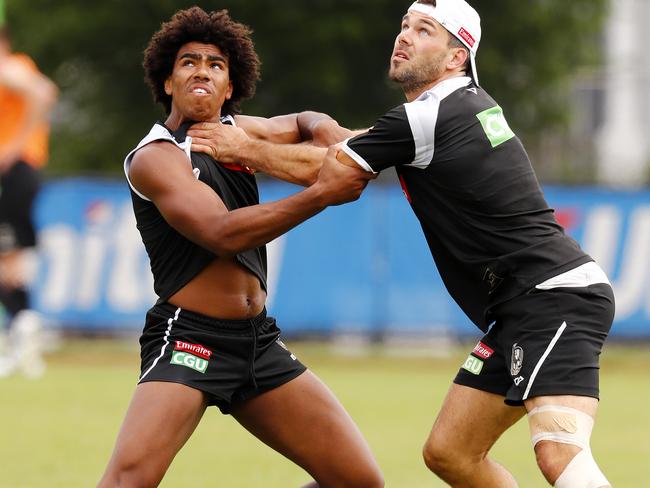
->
<box><xmin>200</xmin><ymin>184</ymin><xmax>327</xmax><ymax>256</ymax></box>
<box><xmin>296</xmin><ymin>111</ymin><xmax>335</xmax><ymax>141</ymax></box>
<box><xmin>238</xmin><ymin>139</ymin><xmax>326</xmax><ymax>186</ymax></box>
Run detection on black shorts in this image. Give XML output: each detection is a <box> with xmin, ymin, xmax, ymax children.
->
<box><xmin>454</xmin><ymin>283</ymin><xmax>615</xmax><ymax>406</ymax></box>
<box><xmin>138</xmin><ymin>302</ymin><xmax>307</xmax><ymax>414</ymax></box>
<box><xmin>0</xmin><ymin>161</ymin><xmax>41</xmax><ymax>252</ymax></box>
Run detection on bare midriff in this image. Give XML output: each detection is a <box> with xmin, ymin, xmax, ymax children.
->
<box><xmin>167</xmin><ymin>258</ymin><xmax>266</xmax><ymax>320</ymax></box>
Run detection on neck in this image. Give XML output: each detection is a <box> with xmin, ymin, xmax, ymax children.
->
<box><xmin>403</xmin><ymin>71</ymin><xmax>466</xmax><ymax>102</ymax></box>
<box><xmin>165</xmin><ymin>109</ymin><xmax>222</xmax><ymax>131</ymax></box>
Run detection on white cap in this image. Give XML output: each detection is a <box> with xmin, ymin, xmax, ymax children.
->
<box><xmin>408</xmin><ymin>0</ymin><xmax>481</xmax><ymax>84</ymax></box>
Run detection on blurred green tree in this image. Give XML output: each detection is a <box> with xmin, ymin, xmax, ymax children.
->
<box><xmin>5</xmin><ymin>0</ymin><xmax>607</xmax><ymax>176</ymax></box>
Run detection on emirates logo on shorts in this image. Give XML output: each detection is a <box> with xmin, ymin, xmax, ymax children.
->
<box><xmin>175</xmin><ymin>341</ymin><xmax>212</xmax><ymax>360</ymax></box>
<box><xmin>510</xmin><ymin>343</ymin><xmax>524</xmax><ymax>376</ymax></box>
<box><xmin>472</xmin><ymin>341</ymin><xmax>494</xmax><ymax>359</ymax></box>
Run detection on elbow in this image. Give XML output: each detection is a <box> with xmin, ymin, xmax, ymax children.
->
<box><xmin>210</xmin><ymin>238</ymin><xmax>240</xmax><ymax>258</ymax></box>
<box><xmin>298</xmin><ymin>173</ymin><xmax>318</xmax><ymax>187</ymax></box>
<box><xmin>300</xmin><ymin>165</ymin><xmax>320</xmax><ymax>187</ymax></box>
<box><xmin>207</xmin><ymin>226</ymin><xmax>246</xmax><ymax>258</ymax></box>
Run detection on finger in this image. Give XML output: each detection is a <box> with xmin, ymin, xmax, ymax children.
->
<box><xmin>189</xmin><ymin>136</ymin><xmax>213</xmax><ymax>146</ymax></box>
<box><xmin>187</xmin><ymin>129</ymin><xmax>214</xmax><ymax>138</ymax></box>
<box><xmin>190</xmin><ymin>143</ymin><xmax>216</xmax><ymax>158</ymax></box>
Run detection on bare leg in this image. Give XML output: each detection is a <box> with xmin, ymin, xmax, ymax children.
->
<box><xmin>423</xmin><ymin>384</ymin><xmax>525</xmax><ymax>487</ymax></box>
<box><xmin>525</xmin><ymin>395</ymin><xmax>611</xmax><ymax>487</ymax></box>
<box><xmin>97</xmin><ymin>382</ymin><xmax>208</xmax><ymax>488</ymax></box>
<box><xmin>232</xmin><ymin>370</ymin><xmax>383</xmax><ymax>488</ymax></box>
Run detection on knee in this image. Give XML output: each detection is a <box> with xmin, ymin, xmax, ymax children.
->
<box><xmin>422</xmin><ymin>435</ymin><xmax>463</xmax><ymax>478</ymax></box>
<box><xmin>534</xmin><ymin>442</ymin><xmax>610</xmax><ymax>488</ymax></box>
<box><xmin>347</xmin><ymin>465</ymin><xmax>384</xmax><ymax>488</ymax></box>
<box><xmin>534</xmin><ymin>440</ymin><xmax>577</xmax><ymax>483</ymax></box>
<box><xmin>313</xmin><ymin>459</ymin><xmax>384</xmax><ymax>488</ymax></box>
<box><xmin>361</xmin><ymin>471</ymin><xmax>384</xmax><ymax>488</ymax></box>
<box><xmin>99</xmin><ymin>459</ymin><xmax>164</xmax><ymax>488</ymax></box>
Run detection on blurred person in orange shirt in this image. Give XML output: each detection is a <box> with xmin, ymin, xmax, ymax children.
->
<box><xmin>0</xmin><ymin>21</ymin><xmax>58</xmax><ymax>378</ymax></box>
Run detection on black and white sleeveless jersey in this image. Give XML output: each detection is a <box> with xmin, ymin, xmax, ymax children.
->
<box><xmin>342</xmin><ymin>76</ymin><xmax>591</xmax><ymax>331</ymax></box>
<box><xmin>124</xmin><ymin>117</ymin><xmax>267</xmax><ymax>301</ymax></box>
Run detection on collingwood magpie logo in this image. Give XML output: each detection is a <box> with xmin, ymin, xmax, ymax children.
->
<box><xmin>510</xmin><ymin>343</ymin><xmax>524</xmax><ymax>376</ymax></box>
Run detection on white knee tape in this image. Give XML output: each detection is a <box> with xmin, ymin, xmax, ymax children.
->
<box><xmin>554</xmin><ymin>449</ymin><xmax>610</xmax><ymax>488</ymax></box>
<box><xmin>528</xmin><ymin>405</ymin><xmax>594</xmax><ymax>450</ymax></box>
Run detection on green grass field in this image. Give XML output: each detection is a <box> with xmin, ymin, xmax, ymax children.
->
<box><xmin>0</xmin><ymin>339</ymin><xmax>647</xmax><ymax>487</ymax></box>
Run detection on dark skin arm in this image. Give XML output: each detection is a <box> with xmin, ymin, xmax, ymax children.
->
<box><xmin>128</xmin><ymin>141</ymin><xmax>373</xmax><ymax>257</ymax></box>
<box><xmin>188</xmin><ymin>112</ymin><xmax>366</xmax><ymax>186</ymax></box>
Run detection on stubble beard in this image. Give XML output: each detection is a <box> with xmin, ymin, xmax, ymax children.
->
<box><xmin>389</xmin><ymin>54</ymin><xmax>446</xmax><ymax>94</ymax></box>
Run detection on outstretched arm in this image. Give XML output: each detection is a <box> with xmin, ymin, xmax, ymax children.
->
<box><xmin>129</xmin><ymin>142</ymin><xmax>373</xmax><ymax>257</ymax></box>
<box><xmin>188</xmin><ymin>112</ymin><xmax>366</xmax><ymax>186</ymax></box>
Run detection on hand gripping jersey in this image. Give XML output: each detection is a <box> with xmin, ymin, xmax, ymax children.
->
<box><xmin>342</xmin><ymin>77</ymin><xmax>591</xmax><ymax>331</ymax></box>
<box><xmin>124</xmin><ymin>117</ymin><xmax>267</xmax><ymax>301</ymax></box>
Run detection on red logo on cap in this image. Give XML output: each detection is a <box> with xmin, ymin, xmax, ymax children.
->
<box><xmin>458</xmin><ymin>27</ymin><xmax>476</xmax><ymax>48</ymax></box>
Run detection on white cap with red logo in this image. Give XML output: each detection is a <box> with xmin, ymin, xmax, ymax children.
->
<box><xmin>408</xmin><ymin>0</ymin><xmax>481</xmax><ymax>84</ymax></box>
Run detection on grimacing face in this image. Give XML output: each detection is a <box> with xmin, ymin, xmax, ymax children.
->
<box><xmin>389</xmin><ymin>12</ymin><xmax>455</xmax><ymax>93</ymax></box>
<box><xmin>164</xmin><ymin>42</ymin><xmax>234</xmax><ymax>122</ymax></box>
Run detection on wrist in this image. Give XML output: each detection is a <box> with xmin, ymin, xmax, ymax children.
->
<box><xmin>305</xmin><ymin>180</ymin><xmax>329</xmax><ymax>209</ymax></box>
<box><xmin>235</xmin><ymin>138</ymin><xmax>262</xmax><ymax>165</ymax></box>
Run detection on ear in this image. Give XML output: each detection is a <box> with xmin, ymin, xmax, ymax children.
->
<box><xmin>164</xmin><ymin>77</ymin><xmax>173</xmax><ymax>96</ymax></box>
<box><xmin>225</xmin><ymin>80</ymin><xmax>233</xmax><ymax>100</ymax></box>
<box><xmin>448</xmin><ymin>47</ymin><xmax>469</xmax><ymax>71</ymax></box>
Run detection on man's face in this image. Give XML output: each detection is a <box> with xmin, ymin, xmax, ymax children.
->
<box><xmin>164</xmin><ymin>42</ymin><xmax>233</xmax><ymax>122</ymax></box>
<box><xmin>389</xmin><ymin>12</ymin><xmax>454</xmax><ymax>93</ymax></box>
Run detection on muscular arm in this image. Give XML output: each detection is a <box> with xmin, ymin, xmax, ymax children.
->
<box><xmin>189</xmin><ymin>112</ymin><xmax>366</xmax><ymax>186</ymax></box>
<box><xmin>128</xmin><ymin>142</ymin><xmax>372</xmax><ymax>257</ymax></box>
<box><xmin>0</xmin><ymin>58</ymin><xmax>58</xmax><ymax>170</ymax></box>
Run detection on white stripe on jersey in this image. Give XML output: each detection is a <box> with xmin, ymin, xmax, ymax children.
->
<box><xmin>340</xmin><ymin>139</ymin><xmax>377</xmax><ymax>174</ymax></box>
<box><xmin>535</xmin><ymin>261</ymin><xmax>610</xmax><ymax>289</ymax></box>
<box><xmin>404</xmin><ymin>76</ymin><xmax>472</xmax><ymax>169</ymax></box>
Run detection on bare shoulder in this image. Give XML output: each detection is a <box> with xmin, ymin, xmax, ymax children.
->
<box><xmin>129</xmin><ymin>141</ymin><xmax>193</xmax><ymax>200</ymax></box>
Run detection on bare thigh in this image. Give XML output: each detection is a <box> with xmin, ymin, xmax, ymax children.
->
<box><xmin>231</xmin><ymin>370</ymin><xmax>383</xmax><ymax>488</ymax></box>
<box><xmin>98</xmin><ymin>382</ymin><xmax>208</xmax><ymax>488</ymax></box>
<box><xmin>426</xmin><ymin>383</ymin><xmax>526</xmax><ymax>461</ymax></box>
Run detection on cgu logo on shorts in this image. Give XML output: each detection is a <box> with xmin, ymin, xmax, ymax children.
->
<box><xmin>462</xmin><ymin>354</ymin><xmax>484</xmax><ymax>375</ymax></box>
<box><xmin>170</xmin><ymin>351</ymin><xmax>209</xmax><ymax>373</ymax></box>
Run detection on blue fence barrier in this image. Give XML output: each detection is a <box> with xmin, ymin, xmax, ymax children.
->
<box><xmin>32</xmin><ymin>178</ymin><xmax>650</xmax><ymax>338</ymax></box>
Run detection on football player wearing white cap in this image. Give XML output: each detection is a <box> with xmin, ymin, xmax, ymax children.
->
<box><xmin>341</xmin><ymin>2</ymin><xmax>613</xmax><ymax>486</ymax></box>
<box><xmin>188</xmin><ymin>1</ymin><xmax>614</xmax><ymax>486</ymax></box>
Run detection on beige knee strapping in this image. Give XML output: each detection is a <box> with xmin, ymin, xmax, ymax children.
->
<box><xmin>528</xmin><ymin>406</ymin><xmax>610</xmax><ymax>487</ymax></box>
<box><xmin>553</xmin><ymin>449</ymin><xmax>610</xmax><ymax>488</ymax></box>
<box><xmin>528</xmin><ymin>405</ymin><xmax>593</xmax><ymax>450</ymax></box>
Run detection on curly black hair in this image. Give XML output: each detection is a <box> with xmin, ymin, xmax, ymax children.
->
<box><xmin>143</xmin><ymin>7</ymin><xmax>260</xmax><ymax>116</ymax></box>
